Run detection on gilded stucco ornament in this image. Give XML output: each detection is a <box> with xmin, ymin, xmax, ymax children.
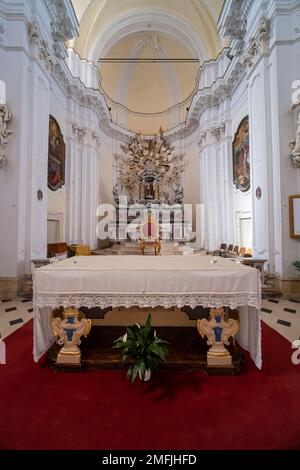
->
<box><xmin>116</xmin><ymin>128</ymin><xmax>184</xmax><ymax>204</ymax></box>
<box><xmin>0</xmin><ymin>104</ymin><xmax>12</xmax><ymax>146</ymax></box>
<box><xmin>197</xmin><ymin>308</ymin><xmax>239</xmax><ymax>366</ymax></box>
<box><xmin>51</xmin><ymin>307</ymin><xmax>91</xmax><ymax>365</ymax></box>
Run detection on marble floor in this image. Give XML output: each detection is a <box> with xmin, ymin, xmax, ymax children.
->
<box><xmin>0</xmin><ymin>296</ymin><xmax>300</xmax><ymax>345</ymax></box>
<box><xmin>260</xmin><ymin>297</ymin><xmax>300</xmax><ymax>343</ymax></box>
<box><xmin>0</xmin><ymin>298</ymin><xmax>33</xmax><ymax>340</ymax></box>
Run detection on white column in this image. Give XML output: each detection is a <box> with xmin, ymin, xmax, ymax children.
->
<box><xmin>202</xmin><ymin>131</ymin><xmax>220</xmax><ymax>251</ymax></box>
<box><xmin>199</xmin><ymin>135</ymin><xmax>210</xmax><ymax>249</ymax></box>
<box><xmin>89</xmin><ymin>138</ymin><xmax>101</xmax><ymax>249</ymax></box>
<box><xmin>68</xmin><ymin>124</ymin><xmax>84</xmax><ymax>245</ymax></box>
<box><xmin>81</xmin><ymin>140</ymin><xmax>89</xmax><ymax>244</ymax></box>
<box><xmin>28</xmin><ymin>63</ymin><xmax>50</xmax><ymax>262</ymax></box>
<box><xmin>248</xmin><ymin>57</ymin><xmax>271</xmax><ymax>261</ymax></box>
<box><xmin>221</xmin><ymin>126</ymin><xmax>235</xmax><ymax>244</ymax></box>
<box><xmin>65</xmin><ymin>130</ymin><xmax>75</xmax><ymax>244</ymax></box>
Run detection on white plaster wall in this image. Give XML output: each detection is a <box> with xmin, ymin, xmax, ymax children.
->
<box><xmin>1</xmin><ymin>0</ymin><xmax>299</xmax><ymax>289</ymax></box>
<box><xmin>47</xmin><ymin>81</ymin><xmax>68</xmax><ymax>242</ymax></box>
<box><xmin>0</xmin><ymin>5</ymin><xmax>32</xmax><ymax>277</ymax></box>
<box><xmin>183</xmin><ymin>143</ymin><xmax>200</xmax><ymax>205</ymax></box>
<box><xmin>268</xmin><ymin>39</ymin><xmax>300</xmax><ymax>277</ymax></box>
<box><xmin>0</xmin><ymin>48</ymin><xmax>30</xmax><ymax>277</ymax></box>
<box><xmin>231</xmin><ymin>79</ymin><xmax>252</xmax><ymax>248</ymax></box>
<box><xmin>0</xmin><ymin>0</ymin><xmax>101</xmax><ymax>281</ymax></box>
<box><xmin>244</xmin><ymin>0</ymin><xmax>300</xmax><ymax>277</ymax></box>
<box><xmin>99</xmin><ymin>145</ymin><xmax>113</xmax><ymax>205</ymax></box>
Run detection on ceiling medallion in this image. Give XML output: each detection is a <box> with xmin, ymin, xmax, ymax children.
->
<box><xmin>141</xmin><ymin>31</ymin><xmax>162</xmax><ymax>51</ymax></box>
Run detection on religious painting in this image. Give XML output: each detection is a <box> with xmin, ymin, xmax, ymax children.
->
<box><xmin>233</xmin><ymin>116</ymin><xmax>250</xmax><ymax>192</ymax></box>
<box><xmin>48</xmin><ymin>115</ymin><xmax>65</xmax><ymax>191</ymax></box>
<box><xmin>289</xmin><ymin>195</ymin><xmax>300</xmax><ymax>239</ymax></box>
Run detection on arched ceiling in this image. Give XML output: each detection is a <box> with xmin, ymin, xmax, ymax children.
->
<box><xmin>71</xmin><ymin>0</ymin><xmax>225</xmax><ymax>127</ymax></box>
<box><xmin>72</xmin><ymin>0</ymin><xmax>225</xmax><ymax>59</ymax></box>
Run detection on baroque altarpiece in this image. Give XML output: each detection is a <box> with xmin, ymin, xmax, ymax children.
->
<box><xmin>113</xmin><ymin>128</ymin><xmax>184</xmax><ymax>206</ymax></box>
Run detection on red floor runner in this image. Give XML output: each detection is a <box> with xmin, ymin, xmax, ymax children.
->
<box><xmin>0</xmin><ymin>320</ymin><xmax>299</xmax><ymax>450</ymax></box>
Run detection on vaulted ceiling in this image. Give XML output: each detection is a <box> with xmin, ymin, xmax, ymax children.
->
<box><xmin>71</xmin><ymin>0</ymin><xmax>225</xmax><ymax>126</ymax></box>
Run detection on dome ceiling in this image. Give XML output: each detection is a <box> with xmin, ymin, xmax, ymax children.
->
<box><xmin>70</xmin><ymin>0</ymin><xmax>225</xmax><ymax>130</ymax></box>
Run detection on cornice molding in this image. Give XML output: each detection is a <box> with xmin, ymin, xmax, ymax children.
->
<box><xmin>240</xmin><ymin>16</ymin><xmax>270</xmax><ymax>74</ymax></box>
<box><xmin>44</xmin><ymin>0</ymin><xmax>78</xmax><ymax>59</ymax></box>
<box><xmin>28</xmin><ymin>22</ymin><xmax>56</xmax><ymax>71</ymax></box>
<box><xmin>219</xmin><ymin>0</ymin><xmax>254</xmax><ymax>40</ymax></box>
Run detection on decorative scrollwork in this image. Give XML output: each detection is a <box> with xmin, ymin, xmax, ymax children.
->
<box><xmin>0</xmin><ymin>104</ymin><xmax>12</xmax><ymax>146</ymax></box>
<box><xmin>116</xmin><ymin>128</ymin><xmax>184</xmax><ymax>204</ymax></box>
<box><xmin>51</xmin><ymin>307</ymin><xmax>91</xmax><ymax>364</ymax></box>
<box><xmin>197</xmin><ymin>308</ymin><xmax>239</xmax><ymax>366</ymax></box>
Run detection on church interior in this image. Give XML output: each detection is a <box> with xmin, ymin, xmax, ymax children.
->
<box><xmin>0</xmin><ymin>0</ymin><xmax>300</xmax><ymax>452</ymax></box>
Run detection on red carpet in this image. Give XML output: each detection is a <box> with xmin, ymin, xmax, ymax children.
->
<box><xmin>0</xmin><ymin>320</ymin><xmax>300</xmax><ymax>450</ymax></box>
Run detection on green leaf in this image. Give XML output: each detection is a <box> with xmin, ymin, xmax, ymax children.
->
<box><xmin>131</xmin><ymin>363</ymin><xmax>139</xmax><ymax>383</ymax></box>
<box><xmin>142</xmin><ymin>314</ymin><xmax>152</xmax><ymax>339</ymax></box>
<box><xmin>113</xmin><ymin>314</ymin><xmax>169</xmax><ymax>382</ymax></box>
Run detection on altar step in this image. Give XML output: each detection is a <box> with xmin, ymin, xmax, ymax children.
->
<box><xmin>93</xmin><ymin>242</ymin><xmax>190</xmax><ymax>256</ymax></box>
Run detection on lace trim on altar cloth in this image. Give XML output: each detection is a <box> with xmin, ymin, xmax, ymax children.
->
<box><xmin>35</xmin><ymin>292</ymin><xmax>260</xmax><ymax>310</ymax></box>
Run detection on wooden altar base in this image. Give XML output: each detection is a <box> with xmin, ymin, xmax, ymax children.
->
<box><xmin>47</xmin><ymin>326</ymin><xmax>244</xmax><ymax>375</ymax></box>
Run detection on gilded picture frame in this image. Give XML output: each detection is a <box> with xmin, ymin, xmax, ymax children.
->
<box><xmin>289</xmin><ymin>194</ymin><xmax>300</xmax><ymax>239</ymax></box>
<box><xmin>48</xmin><ymin>115</ymin><xmax>65</xmax><ymax>191</ymax></box>
<box><xmin>233</xmin><ymin>116</ymin><xmax>250</xmax><ymax>192</ymax></box>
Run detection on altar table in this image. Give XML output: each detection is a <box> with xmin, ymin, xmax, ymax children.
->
<box><xmin>33</xmin><ymin>255</ymin><xmax>262</xmax><ymax>368</ymax></box>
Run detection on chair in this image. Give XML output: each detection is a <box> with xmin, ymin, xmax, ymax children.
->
<box><xmin>139</xmin><ymin>213</ymin><xmax>161</xmax><ymax>255</ymax></box>
<box><xmin>75</xmin><ymin>245</ymin><xmax>91</xmax><ymax>256</ymax></box>
<box><xmin>239</xmin><ymin>247</ymin><xmax>246</xmax><ymax>257</ymax></box>
<box><xmin>219</xmin><ymin>243</ymin><xmax>227</xmax><ymax>253</ymax></box>
<box><xmin>47</xmin><ymin>242</ymin><xmax>69</xmax><ymax>259</ymax></box>
<box><xmin>244</xmin><ymin>248</ymin><xmax>252</xmax><ymax>258</ymax></box>
<box><xmin>213</xmin><ymin>243</ymin><xmax>227</xmax><ymax>257</ymax></box>
<box><xmin>233</xmin><ymin>245</ymin><xmax>239</xmax><ymax>256</ymax></box>
<box><xmin>226</xmin><ymin>244</ymin><xmax>234</xmax><ymax>255</ymax></box>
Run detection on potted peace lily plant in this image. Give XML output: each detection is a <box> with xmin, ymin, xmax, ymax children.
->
<box><xmin>113</xmin><ymin>314</ymin><xmax>168</xmax><ymax>383</ymax></box>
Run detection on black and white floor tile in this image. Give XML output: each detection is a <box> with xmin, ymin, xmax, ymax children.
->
<box><xmin>1</xmin><ymin>296</ymin><xmax>300</xmax><ymax>346</ymax></box>
<box><xmin>0</xmin><ymin>298</ymin><xmax>33</xmax><ymax>340</ymax></box>
<box><xmin>261</xmin><ymin>298</ymin><xmax>300</xmax><ymax>343</ymax></box>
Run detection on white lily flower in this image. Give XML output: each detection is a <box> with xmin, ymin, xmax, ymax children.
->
<box><xmin>135</xmin><ymin>323</ymin><xmax>141</xmax><ymax>329</ymax></box>
<box><xmin>154</xmin><ymin>330</ymin><xmax>157</xmax><ymax>338</ymax></box>
<box><xmin>123</xmin><ymin>333</ymin><xmax>127</xmax><ymax>342</ymax></box>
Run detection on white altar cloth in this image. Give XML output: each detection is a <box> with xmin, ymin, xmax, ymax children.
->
<box><xmin>33</xmin><ymin>255</ymin><xmax>262</xmax><ymax>368</ymax></box>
